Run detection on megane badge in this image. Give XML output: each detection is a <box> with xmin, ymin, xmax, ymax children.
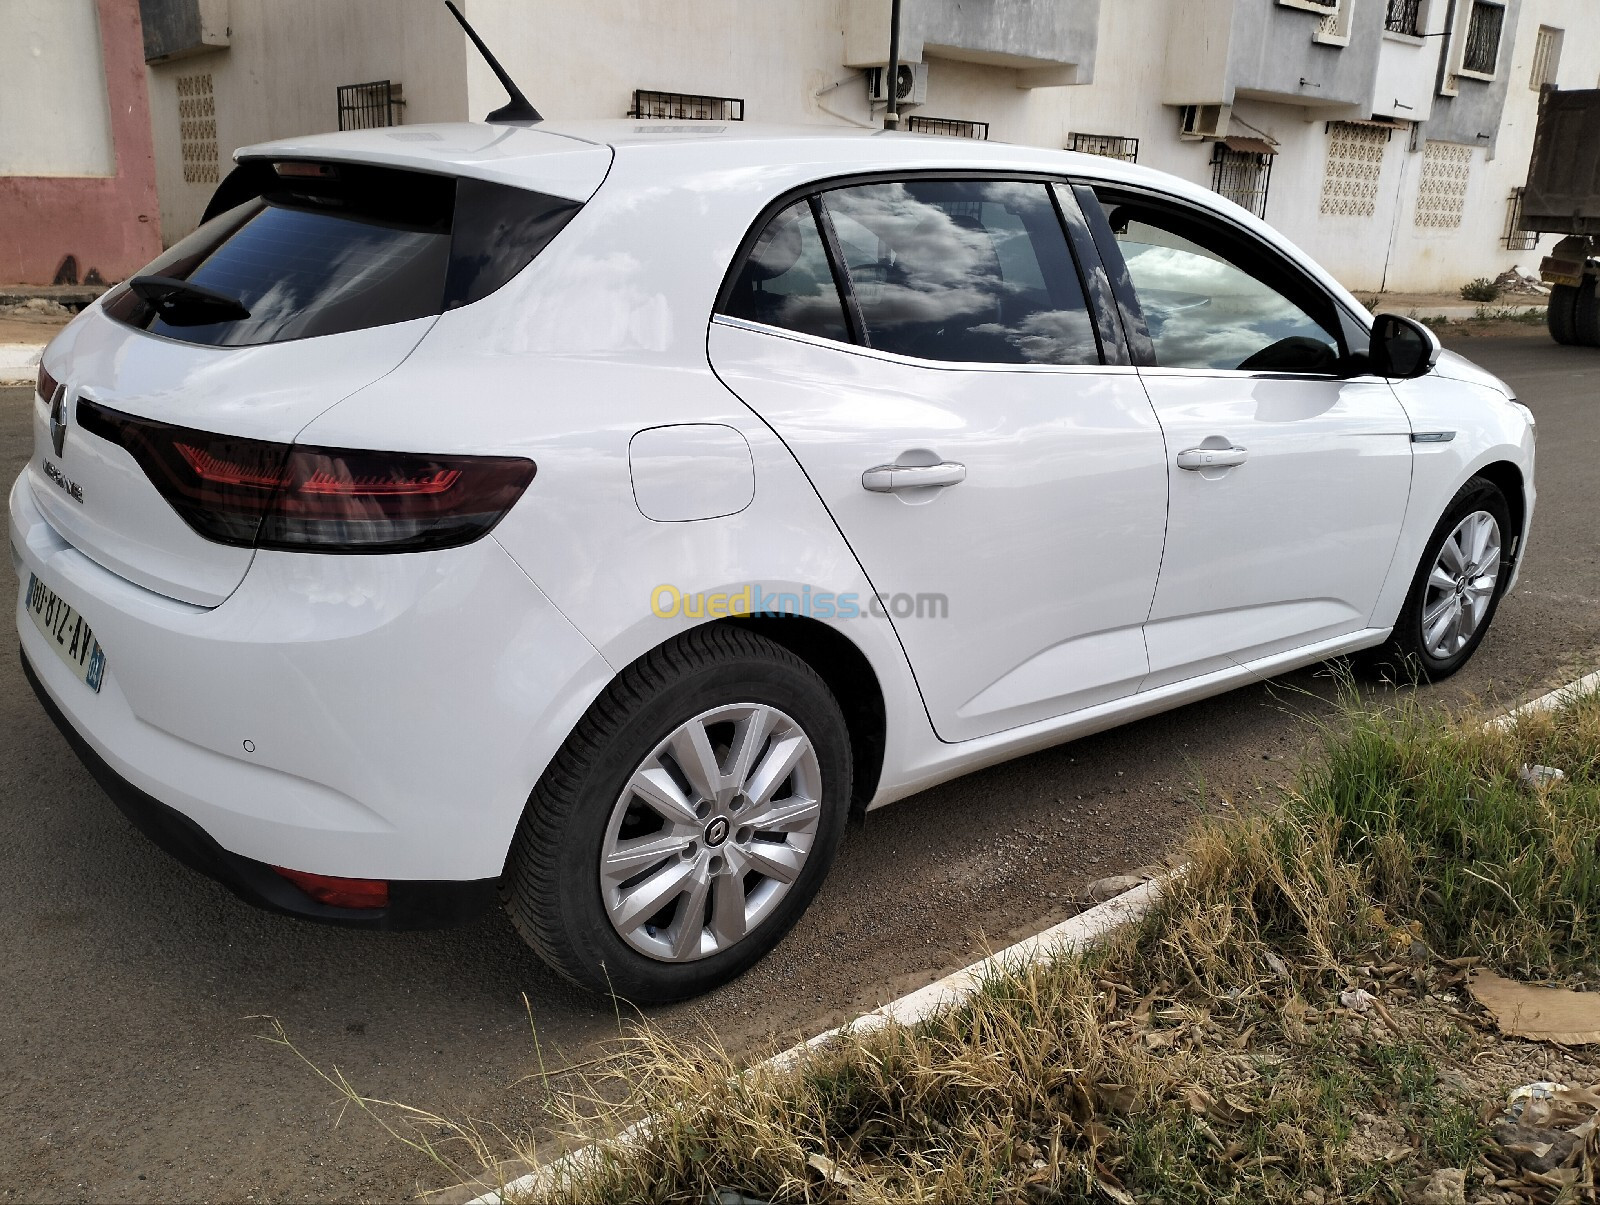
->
<box><xmin>49</xmin><ymin>386</ymin><xmax>67</xmax><ymax>458</ymax></box>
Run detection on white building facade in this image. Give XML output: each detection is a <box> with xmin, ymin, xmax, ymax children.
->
<box><xmin>137</xmin><ymin>0</ymin><xmax>1599</xmax><ymax>294</ymax></box>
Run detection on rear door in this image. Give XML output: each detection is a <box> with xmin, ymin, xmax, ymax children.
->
<box><xmin>709</xmin><ymin>177</ymin><xmax>1170</xmax><ymax>741</ymax></box>
<box><xmin>1075</xmin><ymin>183</ymin><xmax>1413</xmax><ymax>688</ymax></box>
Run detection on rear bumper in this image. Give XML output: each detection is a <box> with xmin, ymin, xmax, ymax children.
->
<box><xmin>22</xmin><ymin>647</ymin><xmax>495</xmax><ymax>928</ymax></box>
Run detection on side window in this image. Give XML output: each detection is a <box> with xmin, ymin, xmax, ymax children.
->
<box><xmin>721</xmin><ymin>200</ymin><xmax>850</xmax><ymax>342</ymax></box>
<box><xmin>1089</xmin><ymin>189</ymin><xmax>1343</xmax><ymax>373</ymax></box>
<box><xmin>821</xmin><ymin>179</ymin><xmax>1100</xmax><ymax>366</ymax></box>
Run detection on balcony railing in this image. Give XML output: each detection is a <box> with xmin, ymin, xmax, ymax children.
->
<box><xmin>627</xmin><ymin>90</ymin><xmax>745</xmax><ymax>121</ymax></box>
<box><xmin>1384</xmin><ymin>0</ymin><xmax>1422</xmax><ymax>35</ymax></box>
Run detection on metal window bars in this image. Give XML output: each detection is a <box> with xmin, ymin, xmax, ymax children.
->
<box><xmin>1385</xmin><ymin>0</ymin><xmax>1423</xmax><ymax>35</ymax></box>
<box><xmin>1463</xmin><ymin>1</ymin><xmax>1505</xmax><ymax>75</ymax></box>
<box><xmin>627</xmin><ymin>90</ymin><xmax>745</xmax><ymax>121</ymax></box>
<box><xmin>1211</xmin><ymin>143</ymin><xmax>1275</xmax><ymax>219</ymax></box>
<box><xmin>905</xmin><ymin>116</ymin><xmax>989</xmax><ymax>139</ymax></box>
<box><xmin>337</xmin><ymin>80</ymin><xmax>402</xmax><ymax>131</ymax></box>
<box><xmin>1067</xmin><ymin>133</ymin><xmax>1139</xmax><ymax>162</ymax></box>
<box><xmin>1503</xmin><ymin>187</ymin><xmax>1539</xmax><ymax>250</ymax></box>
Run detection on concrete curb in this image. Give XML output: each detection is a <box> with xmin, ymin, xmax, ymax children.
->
<box><xmin>0</xmin><ymin>343</ymin><xmax>45</xmax><ymax>388</ymax></box>
<box><xmin>465</xmin><ymin>671</ymin><xmax>1599</xmax><ymax>1204</ymax></box>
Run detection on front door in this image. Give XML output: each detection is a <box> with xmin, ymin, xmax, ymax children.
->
<box><xmin>1081</xmin><ymin>185</ymin><xmax>1414</xmax><ymax>687</ymax></box>
<box><xmin>709</xmin><ymin>178</ymin><xmax>1170</xmax><ymax>741</ymax></box>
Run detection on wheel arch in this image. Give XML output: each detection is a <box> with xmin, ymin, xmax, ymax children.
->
<box><xmin>1474</xmin><ymin>459</ymin><xmax>1528</xmax><ymax>558</ymax></box>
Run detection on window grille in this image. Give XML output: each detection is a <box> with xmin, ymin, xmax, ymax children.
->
<box><xmin>177</xmin><ymin>73</ymin><xmax>218</xmax><ymax>185</ymax></box>
<box><xmin>1067</xmin><ymin>133</ymin><xmax>1139</xmax><ymax>162</ymax></box>
<box><xmin>628</xmin><ymin>90</ymin><xmax>744</xmax><ymax>121</ymax></box>
<box><xmin>1211</xmin><ymin>143</ymin><xmax>1274</xmax><ymax>219</ymax></box>
<box><xmin>337</xmin><ymin>80</ymin><xmax>402</xmax><ymax>131</ymax></box>
<box><xmin>906</xmin><ymin>116</ymin><xmax>989</xmax><ymax>139</ymax></box>
<box><xmin>1462</xmin><ymin>2</ymin><xmax>1505</xmax><ymax>75</ymax></box>
<box><xmin>1503</xmin><ymin>187</ymin><xmax>1538</xmax><ymax>249</ymax></box>
<box><xmin>1385</xmin><ymin>0</ymin><xmax>1423</xmax><ymax>35</ymax></box>
<box><xmin>1530</xmin><ymin>26</ymin><xmax>1563</xmax><ymax>89</ymax></box>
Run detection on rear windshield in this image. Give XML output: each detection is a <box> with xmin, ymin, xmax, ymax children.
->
<box><xmin>104</xmin><ymin>162</ymin><xmax>581</xmax><ymax>347</ymax></box>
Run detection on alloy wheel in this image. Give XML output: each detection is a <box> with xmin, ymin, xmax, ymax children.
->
<box><xmin>1420</xmin><ymin>509</ymin><xmax>1501</xmax><ymax>660</ymax></box>
<box><xmin>599</xmin><ymin>703</ymin><xmax>823</xmax><ymax>963</ymax></box>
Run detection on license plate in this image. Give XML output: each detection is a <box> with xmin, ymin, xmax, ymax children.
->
<box><xmin>24</xmin><ymin>573</ymin><xmax>107</xmax><ymax>692</ymax></box>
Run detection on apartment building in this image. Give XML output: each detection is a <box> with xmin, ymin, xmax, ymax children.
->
<box><xmin>135</xmin><ymin>0</ymin><xmax>1598</xmax><ymax>293</ymax></box>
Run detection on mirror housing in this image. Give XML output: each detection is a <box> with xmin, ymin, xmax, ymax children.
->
<box><xmin>1369</xmin><ymin>313</ymin><xmax>1441</xmax><ymax>379</ymax></box>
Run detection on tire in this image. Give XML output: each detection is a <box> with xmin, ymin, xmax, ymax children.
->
<box><xmin>1548</xmin><ymin>283</ymin><xmax>1578</xmax><ymax>345</ymax></box>
<box><xmin>503</xmin><ymin>624</ymin><xmax>852</xmax><ymax>1003</ymax></box>
<box><xmin>1573</xmin><ymin>277</ymin><xmax>1600</xmax><ymax>348</ymax></box>
<box><xmin>1363</xmin><ymin>476</ymin><xmax>1514</xmax><ymax>684</ymax></box>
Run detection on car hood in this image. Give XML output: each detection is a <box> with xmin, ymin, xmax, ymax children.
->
<box><xmin>1431</xmin><ymin>349</ymin><xmax>1515</xmax><ymax>399</ymax></box>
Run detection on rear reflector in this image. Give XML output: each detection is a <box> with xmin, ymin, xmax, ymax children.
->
<box><xmin>37</xmin><ymin>363</ymin><xmax>59</xmax><ymax>404</ymax></box>
<box><xmin>272</xmin><ymin>866</ymin><xmax>390</xmax><ymax>909</ymax></box>
<box><xmin>77</xmin><ymin>399</ymin><xmax>536</xmax><ymax>553</ymax></box>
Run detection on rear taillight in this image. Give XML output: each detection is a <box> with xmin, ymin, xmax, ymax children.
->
<box><xmin>37</xmin><ymin>364</ymin><xmax>59</xmax><ymax>403</ymax></box>
<box><xmin>77</xmin><ymin>400</ymin><xmax>535</xmax><ymax>553</ymax></box>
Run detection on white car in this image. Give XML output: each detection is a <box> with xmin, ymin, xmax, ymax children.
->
<box><xmin>11</xmin><ymin>120</ymin><xmax>1535</xmax><ymax>1002</ymax></box>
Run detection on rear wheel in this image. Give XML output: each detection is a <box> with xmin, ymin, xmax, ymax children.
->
<box><xmin>1363</xmin><ymin>476</ymin><xmax>1513</xmax><ymax>683</ymax></box>
<box><xmin>503</xmin><ymin>625</ymin><xmax>852</xmax><ymax>1003</ymax></box>
<box><xmin>1548</xmin><ymin>283</ymin><xmax>1578</xmax><ymax>345</ymax></box>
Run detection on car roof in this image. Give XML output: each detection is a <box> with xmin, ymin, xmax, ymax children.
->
<box><xmin>238</xmin><ymin>118</ymin><xmax>1183</xmax><ymax>201</ymax></box>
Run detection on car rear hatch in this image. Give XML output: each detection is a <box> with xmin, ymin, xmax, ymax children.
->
<box><xmin>29</xmin><ymin>126</ymin><xmax>611</xmax><ymax>606</ymax></box>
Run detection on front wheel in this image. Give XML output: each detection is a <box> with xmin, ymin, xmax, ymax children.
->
<box><xmin>502</xmin><ymin>625</ymin><xmax>852</xmax><ymax>1003</ymax></box>
<box><xmin>1364</xmin><ymin>476</ymin><xmax>1513</xmax><ymax>683</ymax></box>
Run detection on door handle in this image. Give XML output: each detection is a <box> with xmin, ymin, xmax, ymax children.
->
<box><xmin>1176</xmin><ymin>445</ymin><xmax>1249</xmax><ymax>471</ymax></box>
<box><xmin>861</xmin><ymin>461</ymin><xmax>967</xmax><ymax>493</ymax></box>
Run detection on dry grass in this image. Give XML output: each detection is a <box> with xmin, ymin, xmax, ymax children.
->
<box><xmin>292</xmin><ymin>690</ymin><xmax>1600</xmax><ymax>1203</ymax></box>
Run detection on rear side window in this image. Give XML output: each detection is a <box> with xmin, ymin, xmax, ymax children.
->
<box><xmin>103</xmin><ymin>162</ymin><xmax>580</xmax><ymax>347</ymax></box>
<box><xmin>823</xmin><ymin>180</ymin><xmax>1100</xmax><ymax>366</ymax></box>
<box><xmin>720</xmin><ymin>200</ymin><xmax>850</xmax><ymax>342</ymax></box>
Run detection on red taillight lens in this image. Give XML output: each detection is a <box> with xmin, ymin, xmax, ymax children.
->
<box><xmin>272</xmin><ymin>866</ymin><xmax>389</xmax><ymax>909</ymax></box>
<box><xmin>37</xmin><ymin>363</ymin><xmax>59</xmax><ymax>403</ymax></box>
<box><xmin>78</xmin><ymin>400</ymin><xmax>536</xmax><ymax>553</ymax></box>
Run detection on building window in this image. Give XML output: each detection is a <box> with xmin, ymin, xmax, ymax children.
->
<box><xmin>1321</xmin><ymin>122</ymin><xmax>1390</xmax><ymax>218</ymax></box>
<box><xmin>628</xmin><ymin>90</ymin><xmax>744</xmax><ymax>121</ymax></box>
<box><xmin>1530</xmin><ymin>26</ymin><xmax>1563</xmax><ymax>90</ymax></box>
<box><xmin>176</xmin><ymin>73</ymin><xmax>218</xmax><ymax>185</ymax></box>
<box><xmin>1415</xmin><ymin>141</ymin><xmax>1473</xmax><ymax>229</ymax></box>
<box><xmin>1462</xmin><ymin>1</ymin><xmax>1505</xmax><ymax>75</ymax></box>
<box><xmin>1503</xmin><ymin>187</ymin><xmax>1539</xmax><ymax>250</ymax></box>
<box><xmin>1314</xmin><ymin>0</ymin><xmax>1353</xmax><ymax>44</ymax></box>
<box><xmin>1385</xmin><ymin>0</ymin><xmax>1423</xmax><ymax>36</ymax></box>
<box><xmin>906</xmin><ymin>116</ymin><xmax>989</xmax><ymax>139</ymax></box>
<box><xmin>337</xmin><ymin>80</ymin><xmax>402</xmax><ymax>131</ymax></box>
<box><xmin>1211</xmin><ymin>141</ymin><xmax>1275</xmax><ymax>219</ymax></box>
<box><xmin>1068</xmin><ymin>133</ymin><xmax>1139</xmax><ymax>162</ymax></box>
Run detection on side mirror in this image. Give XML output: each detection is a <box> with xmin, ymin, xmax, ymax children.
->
<box><xmin>1369</xmin><ymin>313</ymin><xmax>1441</xmax><ymax>379</ymax></box>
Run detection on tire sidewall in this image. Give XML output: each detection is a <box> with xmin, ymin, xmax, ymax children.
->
<box><xmin>545</xmin><ymin>651</ymin><xmax>851</xmax><ymax>1002</ymax></box>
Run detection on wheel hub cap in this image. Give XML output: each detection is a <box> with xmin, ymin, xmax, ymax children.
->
<box><xmin>598</xmin><ymin>702</ymin><xmax>823</xmax><ymax>964</ymax></box>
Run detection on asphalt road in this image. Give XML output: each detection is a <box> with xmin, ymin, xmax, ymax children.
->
<box><xmin>2</xmin><ymin>333</ymin><xmax>1596</xmax><ymax>1204</ymax></box>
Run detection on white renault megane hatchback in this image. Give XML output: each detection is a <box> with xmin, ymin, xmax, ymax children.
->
<box><xmin>12</xmin><ymin>119</ymin><xmax>1534</xmax><ymax>1001</ymax></box>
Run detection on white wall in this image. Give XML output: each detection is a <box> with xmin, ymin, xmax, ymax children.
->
<box><xmin>0</xmin><ymin>0</ymin><xmax>115</xmax><ymax>176</ymax></box>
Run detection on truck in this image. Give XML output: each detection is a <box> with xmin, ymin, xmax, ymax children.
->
<box><xmin>1524</xmin><ymin>87</ymin><xmax>1600</xmax><ymax>346</ymax></box>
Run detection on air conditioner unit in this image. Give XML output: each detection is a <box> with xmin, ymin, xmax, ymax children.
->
<box><xmin>867</xmin><ymin>62</ymin><xmax>929</xmax><ymax>107</ymax></box>
<box><xmin>1178</xmin><ymin>103</ymin><xmax>1230</xmax><ymax>140</ymax></box>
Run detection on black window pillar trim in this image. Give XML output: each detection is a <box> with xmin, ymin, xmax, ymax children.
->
<box><xmin>1049</xmin><ymin>182</ymin><xmax>1130</xmax><ymax>367</ymax></box>
<box><xmin>1069</xmin><ymin>181</ymin><xmax>1157</xmax><ymax>367</ymax></box>
<box><xmin>810</xmin><ymin>194</ymin><xmax>870</xmax><ymax>349</ymax></box>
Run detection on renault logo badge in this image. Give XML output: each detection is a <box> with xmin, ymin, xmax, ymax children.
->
<box><xmin>49</xmin><ymin>386</ymin><xmax>67</xmax><ymax>458</ymax></box>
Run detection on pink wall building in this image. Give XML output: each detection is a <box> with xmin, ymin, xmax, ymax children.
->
<box><xmin>0</xmin><ymin>0</ymin><xmax>162</xmax><ymax>286</ymax></box>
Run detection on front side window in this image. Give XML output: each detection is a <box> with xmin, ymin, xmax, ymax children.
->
<box><xmin>1090</xmin><ymin>189</ymin><xmax>1343</xmax><ymax>373</ymax></box>
<box><xmin>720</xmin><ymin>200</ymin><xmax>849</xmax><ymax>342</ymax></box>
<box><xmin>821</xmin><ymin>179</ymin><xmax>1100</xmax><ymax>366</ymax></box>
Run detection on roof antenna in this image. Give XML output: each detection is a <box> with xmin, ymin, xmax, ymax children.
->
<box><xmin>443</xmin><ymin>1</ymin><xmax>542</xmax><ymax>124</ymax></box>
